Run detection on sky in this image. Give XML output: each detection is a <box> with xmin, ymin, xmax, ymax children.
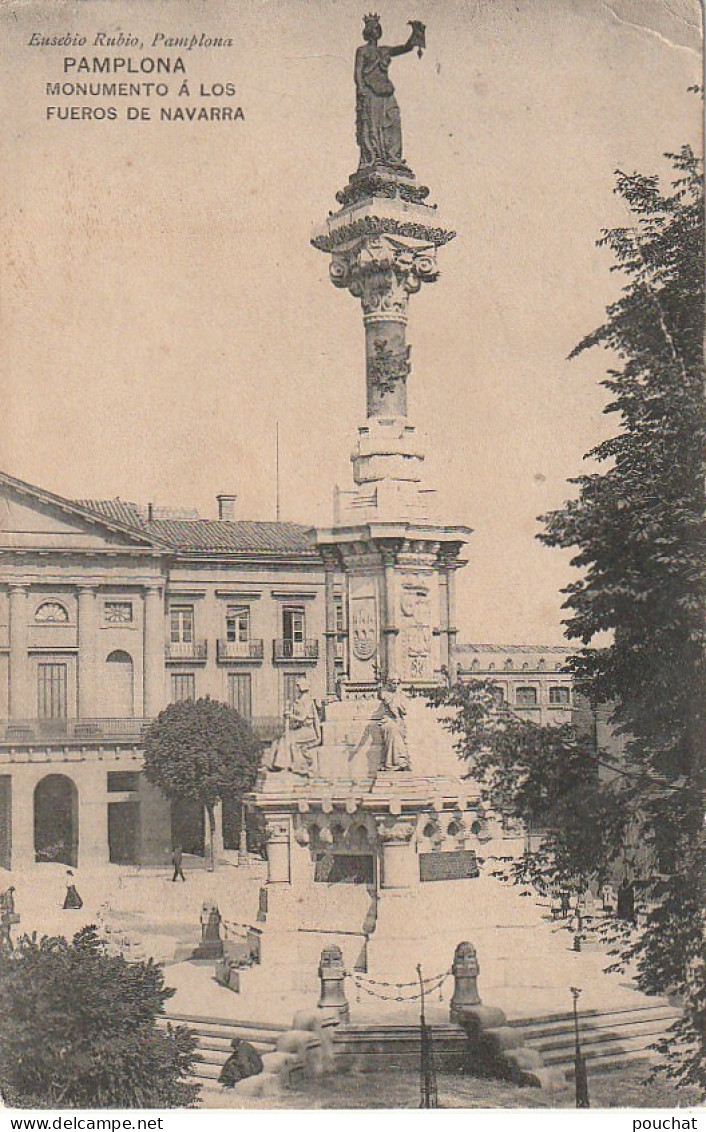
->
<box><xmin>0</xmin><ymin>0</ymin><xmax>702</xmax><ymax>645</ymax></box>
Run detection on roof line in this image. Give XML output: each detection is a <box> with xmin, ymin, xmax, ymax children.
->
<box><xmin>0</xmin><ymin>470</ymin><xmax>170</xmax><ymax>550</ymax></box>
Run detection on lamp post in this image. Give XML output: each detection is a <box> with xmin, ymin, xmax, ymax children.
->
<box><xmin>570</xmin><ymin>986</ymin><xmax>590</xmax><ymax>1108</ymax></box>
<box><xmin>238</xmin><ymin>798</ymin><xmax>248</xmax><ymax>867</ymax></box>
<box><xmin>417</xmin><ymin>963</ymin><xmax>438</xmax><ymax>1109</ymax></box>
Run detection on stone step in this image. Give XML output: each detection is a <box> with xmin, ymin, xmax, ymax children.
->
<box><xmin>161</xmin><ymin>1011</ymin><xmax>285</xmax><ymax>1089</ymax></box>
<box><xmin>191</xmin><ymin>1036</ymin><xmax>277</xmax><ymax>1055</ymax></box>
<box><xmin>507</xmin><ymin>1003</ymin><xmax>678</xmax><ymax>1032</ymax></box>
<box><xmin>164</xmin><ymin>1011</ymin><xmax>287</xmax><ymax>1033</ymax></box>
<box><xmin>533</xmin><ymin>1023</ymin><xmax>672</xmax><ymax>1058</ymax></box>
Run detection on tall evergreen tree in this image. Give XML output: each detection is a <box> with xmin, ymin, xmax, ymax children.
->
<box><xmin>539</xmin><ymin>143</ymin><xmax>705</xmax><ymax>1086</ymax></box>
<box><xmin>428</xmin><ymin>140</ymin><xmax>704</xmax><ymax>1086</ymax></box>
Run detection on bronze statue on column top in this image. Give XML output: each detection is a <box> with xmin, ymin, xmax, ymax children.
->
<box><xmin>355</xmin><ymin>15</ymin><xmax>426</xmax><ymax>174</ymax></box>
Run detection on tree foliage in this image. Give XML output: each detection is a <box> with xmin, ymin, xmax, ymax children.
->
<box><xmin>541</xmin><ymin>144</ymin><xmax>705</xmax><ymax>1088</ymax></box>
<box><xmin>142</xmin><ymin>697</ymin><xmax>261</xmax><ymax>869</ymax></box>
<box><xmin>425</xmin><ymin>681</ymin><xmax>629</xmax><ymax>896</ymax></box>
<box><xmin>432</xmin><ymin>143</ymin><xmax>705</xmax><ymax>1087</ymax></box>
<box><xmin>0</xmin><ymin>926</ymin><xmax>199</xmax><ymax>1108</ymax></box>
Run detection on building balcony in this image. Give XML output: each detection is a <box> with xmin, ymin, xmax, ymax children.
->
<box><xmin>164</xmin><ymin>640</ymin><xmax>208</xmax><ymax>663</ymax></box>
<box><xmin>251</xmin><ymin>715</ymin><xmax>285</xmax><ymax>742</ymax></box>
<box><xmin>0</xmin><ymin>718</ymin><xmax>149</xmax><ymax>745</ymax></box>
<box><xmin>272</xmin><ymin>638</ymin><xmax>319</xmax><ymax>664</ymax></box>
<box><xmin>216</xmin><ymin>639</ymin><xmax>264</xmax><ymax>663</ymax></box>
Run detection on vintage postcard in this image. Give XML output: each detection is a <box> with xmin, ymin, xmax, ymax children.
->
<box><xmin>0</xmin><ymin>0</ymin><xmax>703</xmax><ymax>1117</ymax></box>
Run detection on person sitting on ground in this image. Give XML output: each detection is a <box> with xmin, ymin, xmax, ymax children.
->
<box><xmin>218</xmin><ymin>1038</ymin><xmax>263</xmax><ymax>1088</ymax></box>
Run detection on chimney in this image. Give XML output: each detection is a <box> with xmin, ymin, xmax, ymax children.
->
<box><xmin>217</xmin><ymin>493</ymin><xmax>237</xmax><ymax>521</ymax></box>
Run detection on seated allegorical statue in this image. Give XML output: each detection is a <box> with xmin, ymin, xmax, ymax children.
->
<box><xmin>379</xmin><ymin>680</ymin><xmax>410</xmax><ymax>771</ymax></box>
<box><xmin>265</xmin><ymin>677</ymin><xmax>321</xmax><ymax>777</ymax></box>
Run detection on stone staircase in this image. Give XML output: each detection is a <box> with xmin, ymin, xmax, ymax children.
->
<box><xmin>158</xmin><ymin>1011</ymin><xmax>287</xmax><ymax>1090</ymax></box>
<box><xmin>508</xmin><ymin>1003</ymin><xmax>680</xmax><ymax>1075</ymax></box>
<box><xmin>333</xmin><ymin>1020</ymin><xmax>469</xmax><ymax>1072</ymax></box>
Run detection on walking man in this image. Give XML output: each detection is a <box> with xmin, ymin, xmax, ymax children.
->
<box><xmin>172</xmin><ymin>844</ymin><xmax>186</xmax><ymax>882</ymax></box>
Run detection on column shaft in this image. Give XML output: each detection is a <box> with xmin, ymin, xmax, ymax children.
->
<box><xmin>9</xmin><ymin>586</ymin><xmax>29</xmax><ymax>719</ymax></box>
<box><xmin>143</xmin><ymin>586</ymin><xmax>164</xmax><ymax>718</ymax></box>
<box><xmin>446</xmin><ymin>567</ymin><xmax>459</xmax><ymax>684</ymax></box>
<box><xmin>382</xmin><ymin>559</ymin><xmax>398</xmax><ymax>683</ymax></box>
<box><xmin>324</xmin><ymin>562</ymin><xmax>337</xmax><ymax>698</ymax></box>
<box><xmin>77</xmin><ymin>586</ymin><xmax>98</xmax><ymax>718</ymax></box>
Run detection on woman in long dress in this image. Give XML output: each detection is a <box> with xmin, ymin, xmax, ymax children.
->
<box><xmin>354</xmin><ymin>16</ymin><xmax>423</xmax><ymax>171</ymax></box>
<box><xmin>63</xmin><ymin>869</ymin><xmax>83</xmax><ymax>910</ymax></box>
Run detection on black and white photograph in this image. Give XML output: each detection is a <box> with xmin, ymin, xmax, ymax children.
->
<box><xmin>0</xmin><ymin>0</ymin><xmax>703</xmax><ymax>1118</ymax></box>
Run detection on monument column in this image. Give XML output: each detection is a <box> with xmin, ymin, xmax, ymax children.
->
<box><xmin>264</xmin><ymin>816</ymin><xmax>291</xmax><ymax>884</ymax></box>
<box><xmin>143</xmin><ymin>584</ymin><xmax>164</xmax><ymax>718</ymax></box>
<box><xmin>381</xmin><ymin>546</ymin><xmax>399</xmax><ymax>683</ymax></box>
<box><xmin>9</xmin><ymin>584</ymin><xmax>30</xmax><ymax>719</ymax></box>
<box><xmin>446</xmin><ymin>564</ymin><xmax>459</xmax><ymax>685</ymax></box>
<box><xmin>377</xmin><ymin>817</ymin><xmax>417</xmax><ymax>889</ymax></box>
<box><xmin>322</xmin><ymin>552</ymin><xmax>338</xmax><ymax>698</ymax></box>
<box><xmin>77</xmin><ymin>584</ymin><xmax>98</xmax><ymax>718</ymax></box>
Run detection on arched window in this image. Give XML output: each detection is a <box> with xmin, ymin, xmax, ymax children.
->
<box><xmin>105</xmin><ymin>650</ymin><xmax>134</xmax><ymax>717</ymax></box>
<box><xmin>504</xmin><ymin>658</ymin><xmax>513</xmax><ymax>670</ymax></box>
<box><xmin>35</xmin><ymin>601</ymin><xmax>69</xmax><ymax>623</ymax></box>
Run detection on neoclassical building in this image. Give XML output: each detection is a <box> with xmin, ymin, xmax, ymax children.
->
<box><xmin>455</xmin><ymin>643</ymin><xmax>574</xmax><ymax>727</ymax></box>
<box><xmin>0</xmin><ymin>469</ymin><xmax>578</xmax><ymax>874</ymax></box>
<box><xmin>0</xmin><ymin>470</ymin><xmax>336</xmax><ymax>870</ymax></box>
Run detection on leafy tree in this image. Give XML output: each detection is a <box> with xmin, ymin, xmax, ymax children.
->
<box><xmin>425</xmin><ymin>680</ymin><xmax>629</xmax><ymax>897</ymax></box>
<box><xmin>432</xmin><ymin>143</ymin><xmax>705</xmax><ymax>1086</ymax></box>
<box><xmin>143</xmin><ymin>697</ymin><xmax>261</xmax><ymax>870</ymax></box>
<box><xmin>541</xmin><ymin>143</ymin><xmax>705</xmax><ymax>1087</ymax></box>
<box><xmin>0</xmin><ymin>926</ymin><xmax>199</xmax><ymax>1108</ymax></box>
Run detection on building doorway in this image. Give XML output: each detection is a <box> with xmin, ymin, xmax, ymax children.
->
<box><xmin>171</xmin><ymin>797</ymin><xmax>205</xmax><ymax>857</ymax></box>
<box><xmin>108</xmin><ymin>801</ymin><xmax>140</xmax><ymax>864</ymax></box>
<box><xmin>34</xmin><ymin>774</ymin><xmax>78</xmax><ymax>866</ymax></box>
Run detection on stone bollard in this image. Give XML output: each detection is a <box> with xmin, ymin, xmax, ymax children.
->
<box><xmin>193</xmin><ymin>900</ymin><xmax>224</xmax><ymax>959</ymax></box>
<box><xmin>450</xmin><ymin>940</ymin><xmax>481</xmax><ymax>1021</ymax></box>
<box><xmin>317</xmin><ymin>945</ymin><xmax>350</xmax><ymax>1024</ymax></box>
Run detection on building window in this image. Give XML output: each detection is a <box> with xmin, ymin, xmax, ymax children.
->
<box><xmin>504</xmin><ymin>658</ymin><xmax>513</xmax><ymax>670</ymax></box>
<box><xmin>549</xmin><ymin>686</ymin><xmax>571</xmax><ymax>705</ymax></box>
<box><xmin>228</xmin><ymin>672</ymin><xmax>252</xmax><ymax>718</ymax></box>
<box><xmin>492</xmin><ymin>685</ymin><xmax>506</xmax><ymax>706</ymax></box>
<box><xmin>107</xmin><ymin>771</ymin><xmax>140</xmax><ymax>792</ymax></box>
<box><xmin>35</xmin><ymin>601</ymin><xmax>69</xmax><ymax>624</ymax></box>
<box><xmin>282</xmin><ymin>606</ymin><xmax>305</xmax><ymax>657</ymax></box>
<box><xmin>516</xmin><ymin>686</ymin><xmax>538</xmax><ymax>707</ymax></box>
<box><xmin>171</xmin><ymin>673</ymin><xmax>195</xmax><ymax>702</ymax></box>
<box><xmin>37</xmin><ymin>663</ymin><xmax>68</xmax><ymax>718</ymax></box>
<box><xmin>282</xmin><ymin>671</ymin><xmax>305</xmax><ymax>710</ymax></box>
<box><xmin>104</xmin><ymin>601</ymin><xmax>133</xmax><ymax>623</ymax></box>
<box><xmin>226</xmin><ymin>605</ymin><xmax>250</xmax><ymax>644</ymax></box>
<box><xmin>170</xmin><ymin>605</ymin><xmax>194</xmax><ymax>644</ymax></box>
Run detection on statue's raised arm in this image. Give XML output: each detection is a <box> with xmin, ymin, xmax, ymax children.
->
<box><xmin>355</xmin><ymin>15</ymin><xmax>426</xmax><ymax>173</ymax></box>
